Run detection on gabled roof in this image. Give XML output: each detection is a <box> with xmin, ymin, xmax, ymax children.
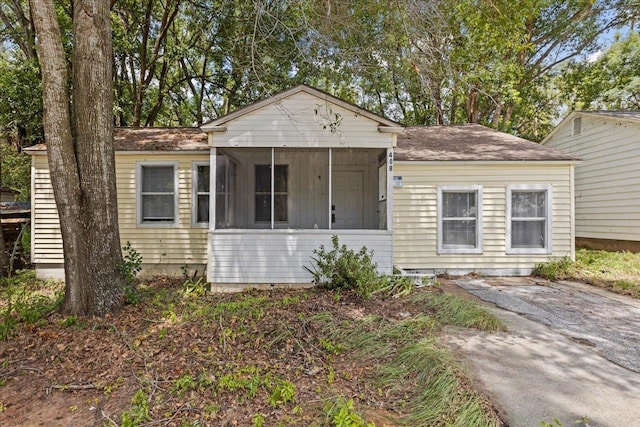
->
<box><xmin>395</xmin><ymin>124</ymin><xmax>578</xmax><ymax>162</ymax></box>
<box><xmin>200</xmin><ymin>84</ymin><xmax>403</xmax><ymax>132</ymax></box>
<box><xmin>541</xmin><ymin>110</ymin><xmax>640</xmax><ymax>145</ymax></box>
<box><xmin>24</xmin><ymin>127</ymin><xmax>208</xmax><ymax>153</ymax></box>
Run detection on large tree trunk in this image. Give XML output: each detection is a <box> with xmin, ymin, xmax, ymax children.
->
<box><xmin>30</xmin><ymin>0</ymin><xmax>126</xmax><ymax>316</ymax></box>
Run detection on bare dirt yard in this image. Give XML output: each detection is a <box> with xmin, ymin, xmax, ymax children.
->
<box><xmin>0</xmin><ymin>277</ymin><xmax>503</xmax><ymax>426</ymax></box>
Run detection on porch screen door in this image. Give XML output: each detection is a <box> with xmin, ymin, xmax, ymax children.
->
<box><xmin>332</xmin><ymin>171</ymin><xmax>364</xmax><ymax>229</ymax></box>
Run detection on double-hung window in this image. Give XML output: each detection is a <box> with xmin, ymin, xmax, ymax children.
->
<box><xmin>507</xmin><ymin>185</ymin><xmax>552</xmax><ymax>254</ymax></box>
<box><xmin>192</xmin><ymin>162</ymin><xmax>210</xmax><ymax>226</ymax></box>
<box><xmin>438</xmin><ymin>186</ymin><xmax>482</xmax><ymax>254</ymax></box>
<box><xmin>137</xmin><ymin>162</ymin><xmax>178</xmax><ymax>226</ymax></box>
<box><xmin>255</xmin><ymin>164</ymin><xmax>288</xmax><ymax>223</ymax></box>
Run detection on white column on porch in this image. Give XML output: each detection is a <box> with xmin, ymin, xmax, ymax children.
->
<box><xmin>328</xmin><ymin>148</ymin><xmax>332</xmax><ymax>230</ymax></box>
<box><xmin>209</xmin><ymin>147</ymin><xmax>217</xmax><ymax>231</ymax></box>
<box><xmin>386</xmin><ymin>148</ymin><xmax>394</xmax><ymax>231</ymax></box>
<box><xmin>271</xmin><ymin>147</ymin><xmax>275</xmax><ymax>230</ymax></box>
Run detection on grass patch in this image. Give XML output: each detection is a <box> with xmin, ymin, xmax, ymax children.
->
<box><xmin>420</xmin><ymin>292</ymin><xmax>504</xmax><ymax>332</ymax></box>
<box><xmin>533</xmin><ymin>249</ymin><xmax>640</xmax><ymax>298</ymax></box>
<box><xmin>379</xmin><ymin>338</ymin><xmax>495</xmax><ymax>426</ymax></box>
<box><xmin>1</xmin><ymin>274</ymin><xmax>503</xmax><ymax>426</ymax></box>
<box><xmin>323</xmin><ymin>294</ymin><xmax>502</xmax><ymax>426</ymax></box>
<box><xmin>0</xmin><ymin>270</ymin><xmax>63</xmax><ymax>339</ymax></box>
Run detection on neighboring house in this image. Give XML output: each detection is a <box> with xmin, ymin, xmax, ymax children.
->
<box><xmin>26</xmin><ymin>85</ymin><xmax>577</xmax><ymax>285</ymax></box>
<box><xmin>542</xmin><ymin>111</ymin><xmax>640</xmax><ymax>252</ymax></box>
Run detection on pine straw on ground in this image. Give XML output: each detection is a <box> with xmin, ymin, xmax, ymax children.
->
<box><xmin>0</xmin><ymin>278</ymin><xmax>503</xmax><ymax>426</ymax></box>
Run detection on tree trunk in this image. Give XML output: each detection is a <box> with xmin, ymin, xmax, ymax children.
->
<box><xmin>30</xmin><ymin>0</ymin><xmax>126</xmax><ymax>316</ymax></box>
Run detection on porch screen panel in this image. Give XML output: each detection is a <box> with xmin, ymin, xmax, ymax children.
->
<box><xmin>255</xmin><ymin>164</ymin><xmax>287</xmax><ymax>223</ymax></box>
<box><xmin>331</xmin><ymin>148</ymin><xmax>385</xmax><ymax>230</ymax></box>
<box><xmin>215</xmin><ymin>156</ymin><xmax>237</xmax><ymax>228</ymax></box>
<box><xmin>275</xmin><ymin>148</ymin><xmax>329</xmax><ymax>229</ymax></box>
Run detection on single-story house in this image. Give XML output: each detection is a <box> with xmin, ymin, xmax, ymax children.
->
<box><xmin>26</xmin><ymin>85</ymin><xmax>578</xmax><ymax>286</ymax></box>
<box><xmin>542</xmin><ymin>111</ymin><xmax>640</xmax><ymax>252</ymax></box>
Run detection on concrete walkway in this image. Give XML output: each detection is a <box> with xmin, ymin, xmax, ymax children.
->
<box><xmin>445</xmin><ymin>278</ymin><xmax>640</xmax><ymax>427</ymax></box>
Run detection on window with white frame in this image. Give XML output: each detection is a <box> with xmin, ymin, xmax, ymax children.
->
<box><xmin>255</xmin><ymin>164</ymin><xmax>288</xmax><ymax>223</ymax></box>
<box><xmin>138</xmin><ymin>162</ymin><xmax>178</xmax><ymax>225</ymax></box>
<box><xmin>192</xmin><ymin>162</ymin><xmax>209</xmax><ymax>225</ymax></box>
<box><xmin>507</xmin><ymin>185</ymin><xmax>552</xmax><ymax>254</ymax></box>
<box><xmin>438</xmin><ymin>186</ymin><xmax>482</xmax><ymax>254</ymax></box>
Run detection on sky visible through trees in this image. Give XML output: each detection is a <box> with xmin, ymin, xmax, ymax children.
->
<box><xmin>0</xmin><ymin>0</ymin><xmax>637</xmax><ymax>145</ymax></box>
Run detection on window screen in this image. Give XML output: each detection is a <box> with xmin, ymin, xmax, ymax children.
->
<box><xmin>141</xmin><ymin>165</ymin><xmax>175</xmax><ymax>223</ymax></box>
<box><xmin>442</xmin><ymin>191</ymin><xmax>477</xmax><ymax>248</ymax></box>
<box><xmin>511</xmin><ymin>191</ymin><xmax>547</xmax><ymax>249</ymax></box>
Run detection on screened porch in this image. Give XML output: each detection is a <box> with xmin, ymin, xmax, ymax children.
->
<box><xmin>207</xmin><ymin>147</ymin><xmax>394</xmax><ymax>285</ymax></box>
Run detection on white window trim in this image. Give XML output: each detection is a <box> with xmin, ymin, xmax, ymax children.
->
<box><xmin>506</xmin><ymin>184</ymin><xmax>553</xmax><ymax>255</ymax></box>
<box><xmin>437</xmin><ymin>185</ymin><xmax>483</xmax><ymax>254</ymax></box>
<box><xmin>191</xmin><ymin>161</ymin><xmax>209</xmax><ymax>228</ymax></box>
<box><xmin>136</xmin><ymin>161</ymin><xmax>179</xmax><ymax>227</ymax></box>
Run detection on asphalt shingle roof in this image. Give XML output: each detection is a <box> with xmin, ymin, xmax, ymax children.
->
<box><xmin>395</xmin><ymin>124</ymin><xmax>578</xmax><ymax>161</ymax></box>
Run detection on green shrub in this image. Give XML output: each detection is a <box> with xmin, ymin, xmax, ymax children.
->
<box><xmin>118</xmin><ymin>242</ymin><xmax>143</xmax><ymax>304</ymax></box>
<box><xmin>532</xmin><ymin>256</ymin><xmax>573</xmax><ymax>280</ymax></box>
<box><xmin>324</xmin><ymin>398</ymin><xmax>373</xmax><ymax>427</ymax></box>
<box><xmin>305</xmin><ymin>235</ymin><xmax>380</xmax><ymax>298</ymax></box>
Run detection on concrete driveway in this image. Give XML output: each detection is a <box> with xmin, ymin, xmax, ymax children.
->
<box><xmin>445</xmin><ymin>277</ymin><xmax>640</xmax><ymax>427</ymax></box>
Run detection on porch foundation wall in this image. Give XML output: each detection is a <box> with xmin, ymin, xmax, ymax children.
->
<box><xmin>208</xmin><ymin>230</ymin><xmax>393</xmax><ymax>284</ymax></box>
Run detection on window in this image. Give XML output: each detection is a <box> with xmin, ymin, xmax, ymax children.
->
<box><xmin>507</xmin><ymin>185</ymin><xmax>552</xmax><ymax>254</ymax></box>
<box><xmin>438</xmin><ymin>186</ymin><xmax>482</xmax><ymax>254</ymax></box>
<box><xmin>255</xmin><ymin>164</ymin><xmax>288</xmax><ymax>223</ymax></box>
<box><xmin>192</xmin><ymin>162</ymin><xmax>210</xmax><ymax>226</ymax></box>
<box><xmin>137</xmin><ymin>162</ymin><xmax>178</xmax><ymax>226</ymax></box>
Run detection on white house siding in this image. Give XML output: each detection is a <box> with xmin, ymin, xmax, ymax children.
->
<box><xmin>31</xmin><ymin>152</ymin><xmax>210</xmax><ymax>279</ymax></box>
<box><xmin>392</xmin><ymin>162</ymin><xmax>574</xmax><ymax>275</ymax></box>
<box><xmin>210</xmin><ymin>92</ymin><xmax>394</xmax><ymax>149</ymax></box>
<box><xmin>208</xmin><ymin>230</ymin><xmax>392</xmax><ymax>286</ymax></box>
<box><xmin>543</xmin><ymin>114</ymin><xmax>640</xmax><ymax>242</ymax></box>
<box><xmin>32</xmin><ymin>155</ymin><xmax>63</xmax><ymax>269</ymax></box>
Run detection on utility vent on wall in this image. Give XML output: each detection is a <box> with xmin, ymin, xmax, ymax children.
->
<box><xmin>572</xmin><ymin>116</ymin><xmax>582</xmax><ymax>136</ymax></box>
<box><xmin>398</xmin><ymin>269</ymin><xmax>436</xmax><ymax>287</ymax></box>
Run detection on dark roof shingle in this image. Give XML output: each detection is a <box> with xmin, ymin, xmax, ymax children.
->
<box><xmin>395</xmin><ymin>124</ymin><xmax>577</xmax><ymax>162</ymax></box>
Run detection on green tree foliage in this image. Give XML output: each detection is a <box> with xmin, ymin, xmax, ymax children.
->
<box><xmin>0</xmin><ymin>0</ymin><xmax>637</xmax><ymax>139</ymax></box>
<box><xmin>0</xmin><ymin>142</ymin><xmax>30</xmax><ymax>200</ymax></box>
<box><xmin>559</xmin><ymin>31</ymin><xmax>640</xmax><ymax>110</ymax></box>
<box><xmin>0</xmin><ymin>58</ymin><xmax>42</xmax><ymax>147</ymax></box>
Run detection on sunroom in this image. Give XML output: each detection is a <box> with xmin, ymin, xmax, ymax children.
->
<box><xmin>200</xmin><ymin>85</ymin><xmax>401</xmax><ymax>286</ymax></box>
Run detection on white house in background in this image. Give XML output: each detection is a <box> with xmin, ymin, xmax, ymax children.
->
<box><xmin>26</xmin><ymin>85</ymin><xmax>578</xmax><ymax>285</ymax></box>
<box><xmin>542</xmin><ymin>111</ymin><xmax>640</xmax><ymax>252</ymax></box>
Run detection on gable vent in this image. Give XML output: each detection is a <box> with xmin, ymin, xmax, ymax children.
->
<box><xmin>572</xmin><ymin>116</ymin><xmax>582</xmax><ymax>136</ymax></box>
